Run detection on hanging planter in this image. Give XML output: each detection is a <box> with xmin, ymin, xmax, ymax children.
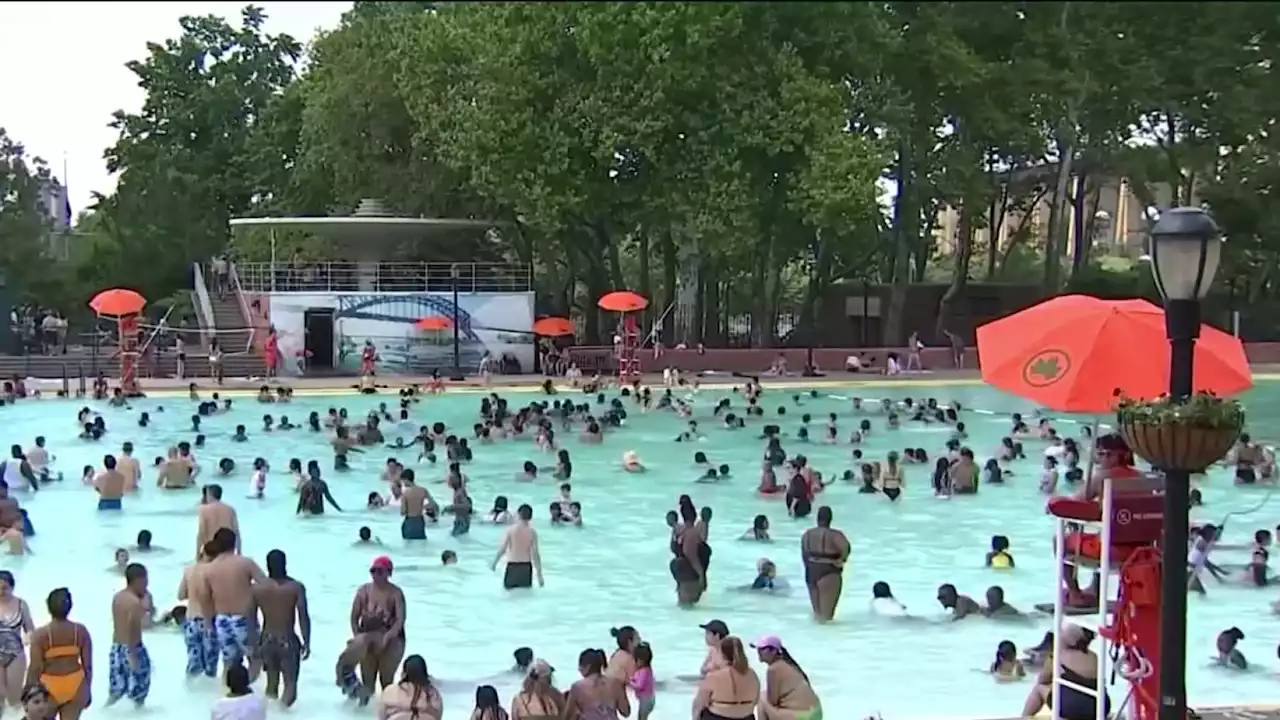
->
<box><xmin>1115</xmin><ymin>392</ymin><xmax>1244</xmax><ymax>473</ymax></box>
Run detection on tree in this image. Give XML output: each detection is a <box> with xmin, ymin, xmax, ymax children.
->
<box><xmin>0</xmin><ymin>128</ymin><xmax>68</xmax><ymax>305</ymax></box>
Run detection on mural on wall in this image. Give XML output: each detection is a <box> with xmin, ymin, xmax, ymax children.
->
<box><xmin>267</xmin><ymin>292</ymin><xmax>535</xmax><ymax>375</ymax></box>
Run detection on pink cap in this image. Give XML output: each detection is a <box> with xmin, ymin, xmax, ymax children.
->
<box><xmin>370</xmin><ymin>555</ymin><xmax>394</xmax><ymax>573</ymax></box>
<box><xmin>752</xmin><ymin>634</ymin><xmax>783</xmax><ymax>651</ymax></box>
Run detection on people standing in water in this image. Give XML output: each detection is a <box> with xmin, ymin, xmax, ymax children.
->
<box><xmin>375</xmin><ymin>655</ymin><xmax>442</xmax><ymax>720</ymax></box>
<box><xmin>562</xmin><ymin>648</ymin><xmax>629</xmax><ymax>720</ymax></box>
<box><xmin>492</xmin><ymin>504</ymin><xmax>543</xmax><ymax>589</ymax></box>
<box><xmin>350</xmin><ymin>556</ymin><xmax>407</xmax><ymax>696</ymax></box>
<box><xmin>107</xmin><ymin>564</ymin><xmax>150</xmax><ymax>707</ymax></box>
<box><xmin>196</xmin><ymin>484</ymin><xmax>239</xmax><ymax>557</ymax></box>
<box><xmin>0</xmin><ymin>572</ymin><xmax>34</xmax><ymax>709</ymax></box>
<box><xmin>670</xmin><ymin>501</ymin><xmax>708</xmax><ymax>606</ymax></box>
<box><xmin>93</xmin><ymin>456</ymin><xmax>125</xmax><ymax>511</ymax></box>
<box><xmin>692</xmin><ymin>636</ymin><xmax>759</xmax><ymax>720</ymax></box>
<box><xmin>254</xmin><ymin>549</ymin><xmax>311</xmax><ymax>707</ymax></box>
<box><xmin>509</xmin><ymin>658</ymin><xmax>562</xmax><ymax>719</ymax></box>
<box><xmin>202</xmin><ymin>529</ymin><xmax>267</xmax><ymax>674</ymax></box>
<box><xmin>26</xmin><ymin>589</ymin><xmax>92</xmax><ymax>720</ymax></box>
<box><xmin>399</xmin><ymin>469</ymin><xmax>428</xmax><ymax>540</ymax></box>
<box><xmin>753</xmin><ymin>635</ymin><xmax>821</xmax><ymax>720</ymax></box>
<box><xmin>178</xmin><ymin>551</ymin><xmax>217</xmax><ymax>678</ymax></box>
<box><xmin>800</xmin><ymin>506</ymin><xmax>849</xmax><ymax>621</ymax></box>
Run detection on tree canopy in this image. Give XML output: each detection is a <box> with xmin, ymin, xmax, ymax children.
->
<box><xmin>12</xmin><ymin>2</ymin><xmax>1280</xmax><ymax>344</ymax></box>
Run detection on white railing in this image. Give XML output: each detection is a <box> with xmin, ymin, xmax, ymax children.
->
<box><xmin>234</xmin><ymin>261</ymin><xmax>534</xmax><ymax>294</ymax></box>
<box><xmin>226</xmin><ymin>262</ymin><xmax>256</xmax><ymax>354</ymax></box>
<box><xmin>1051</xmin><ymin>481</ymin><xmax>1114</xmax><ymax>720</ymax></box>
<box><xmin>191</xmin><ymin>262</ymin><xmax>215</xmax><ymax>345</ymax></box>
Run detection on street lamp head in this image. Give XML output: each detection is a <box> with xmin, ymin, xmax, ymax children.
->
<box><xmin>1148</xmin><ymin>207</ymin><xmax>1222</xmax><ymax>301</ymax></box>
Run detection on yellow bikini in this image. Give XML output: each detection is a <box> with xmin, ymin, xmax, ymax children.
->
<box><xmin>40</xmin><ymin>627</ymin><xmax>85</xmax><ymax>706</ymax></box>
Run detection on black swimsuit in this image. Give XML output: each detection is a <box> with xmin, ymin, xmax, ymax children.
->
<box><xmin>803</xmin><ymin>530</ymin><xmax>844</xmax><ymax>585</ymax></box>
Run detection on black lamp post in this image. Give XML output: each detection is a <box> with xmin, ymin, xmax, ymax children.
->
<box><xmin>1146</xmin><ymin>206</ymin><xmax>1222</xmax><ymax>720</ymax></box>
<box><xmin>449</xmin><ymin>264</ymin><xmax>465</xmax><ymax>381</ymax></box>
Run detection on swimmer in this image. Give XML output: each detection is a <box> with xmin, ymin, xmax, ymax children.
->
<box><xmin>991</xmin><ymin>640</ymin><xmax>1025</xmax><ymax>681</ymax></box>
<box><xmin>981</xmin><ymin>586</ymin><xmax>1022</xmax><ymax>618</ymax></box>
<box><xmin>247</xmin><ymin>458</ymin><xmax>268</xmax><ymax>499</ymax></box>
<box><xmin>622</xmin><ymin>451</ymin><xmax>645</xmax><ymax>473</ymax></box>
<box><xmin>937</xmin><ymin>584</ymin><xmax>980</xmax><ymax>620</ymax></box>
<box><xmin>355</xmin><ymin>527</ymin><xmax>382</xmax><ymax>545</ymax></box>
<box><xmin>744</xmin><ymin>559</ymin><xmax>790</xmax><ymax>593</ymax></box>
<box><xmin>441</xmin><ymin>550</ymin><xmax>457</xmax><ymax>566</ymax></box>
<box><xmin>335</xmin><ymin>633</ymin><xmax>374</xmax><ymax>704</ymax></box>
<box><xmin>985</xmin><ymin>536</ymin><xmax>1014</xmax><ymax>569</ymax></box>
<box><xmin>133</xmin><ymin>530</ymin><xmax>168</xmax><ymax>554</ymax></box>
<box><xmin>741</xmin><ymin>515</ymin><xmax>771</xmax><ymax>541</ymax></box>
<box><xmin>870</xmin><ymin>581</ymin><xmax>907</xmax><ymax>616</ymax></box>
<box><xmin>94</xmin><ymin>455</ymin><xmax>126</xmax><ymax>511</ymax></box>
<box><xmin>107</xmin><ymin>563</ymin><xmax>152</xmax><ymax>706</ymax></box>
<box><xmin>1216</xmin><ymin>627</ymin><xmax>1247</xmax><ymax>669</ymax></box>
<box><xmin>1023</xmin><ymin>632</ymin><xmax>1053</xmax><ymax>668</ymax></box>
<box><xmin>512</xmin><ymin>647</ymin><xmax>534</xmax><ymax>675</ymax></box>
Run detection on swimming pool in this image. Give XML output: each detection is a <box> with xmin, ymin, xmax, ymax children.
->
<box><xmin>4</xmin><ymin>379</ymin><xmax>1279</xmax><ymax>719</ymax></box>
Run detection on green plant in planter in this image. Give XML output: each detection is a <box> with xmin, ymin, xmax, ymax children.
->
<box><xmin>1115</xmin><ymin>392</ymin><xmax>1245</xmax><ymax>429</ymax></box>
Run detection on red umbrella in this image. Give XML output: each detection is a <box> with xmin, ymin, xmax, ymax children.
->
<box><xmin>598</xmin><ymin>290</ymin><xmax>648</xmax><ymax>313</ymax></box>
<box><xmin>415</xmin><ymin>315</ymin><xmax>453</xmax><ymax>331</ymax></box>
<box><xmin>533</xmin><ymin>317</ymin><xmax>575</xmax><ymax>337</ymax></box>
<box><xmin>89</xmin><ymin>288</ymin><xmax>147</xmax><ymax>316</ymax></box>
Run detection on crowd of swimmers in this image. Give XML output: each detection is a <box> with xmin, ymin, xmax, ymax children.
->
<box><xmin>3</xmin><ymin>372</ymin><xmax>1280</xmax><ymax>720</ymax></box>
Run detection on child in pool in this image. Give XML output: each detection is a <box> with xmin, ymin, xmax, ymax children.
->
<box><xmin>990</xmin><ymin>640</ymin><xmax>1025</xmax><ymax>681</ymax></box>
<box><xmin>985</xmin><ymin>536</ymin><xmax>1015</xmax><ymax>569</ymax></box>
<box><xmin>336</xmin><ymin>633</ymin><xmax>376</xmax><ymax>703</ymax></box>
<box><xmin>1216</xmin><ymin>627</ymin><xmax>1247</xmax><ymax>669</ymax></box>
<box><xmin>630</xmin><ymin>642</ymin><xmax>656</xmax><ymax>720</ymax></box>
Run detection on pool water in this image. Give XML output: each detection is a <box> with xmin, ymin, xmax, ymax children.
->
<box><xmin>4</xmin><ymin>380</ymin><xmax>1280</xmax><ymax>719</ymax></box>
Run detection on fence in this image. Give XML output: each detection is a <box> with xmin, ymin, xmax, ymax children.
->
<box><xmin>235</xmin><ymin>262</ymin><xmax>533</xmax><ymax>294</ymax></box>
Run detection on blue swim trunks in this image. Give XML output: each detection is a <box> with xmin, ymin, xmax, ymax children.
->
<box><xmin>214</xmin><ymin>614</ymin><xmax>250</xmax><ymax>667</ymax></box>
<box><xmin>108</xmin><ymin>642</ymin><xmax>151</xmax><ymax>703</ymax></box>
<box><xmin>183</xmin><ymin>618</ymin><xmax>218</xmax><ymax>677</ymax></box>
<box><xmin>98</xmin><ymin>498</ymin><xmax>123</xmax><ymax>511</ymax></box>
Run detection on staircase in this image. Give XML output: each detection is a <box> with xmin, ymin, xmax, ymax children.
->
<box><xmin>196</xmin><ymin>263</ymin><xmax>266</xmax><ymax>379</ymax></box>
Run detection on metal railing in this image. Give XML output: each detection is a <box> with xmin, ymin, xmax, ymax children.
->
<box><xmin>191</xmin><ymin>262</ymin><xmax>215</xmax><ymax>345</ymax></box>
<box><xmin>234</xmin><ymin>262</ymin><xmax>534</xmax><ymax>294</ymax></box>
<box><xmin>226</xmin><ymin>263</ymin><xmax>256</xmax><ymax>354</ymax></box>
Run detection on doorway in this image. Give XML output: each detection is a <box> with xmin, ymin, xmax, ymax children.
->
<box><xmin>304</xmin><ymin>309</ymin><xmax>335</xmax><ymax>371</ymax></box>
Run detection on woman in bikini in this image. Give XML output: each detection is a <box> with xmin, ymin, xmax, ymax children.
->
<box><xmin>24</xmin><ymin>588</ymin><xmax>91</xmax><ymax>720</ymax></box>
<box><xmin>0</xmin><ymin>571</ymin><xmax>34</xmax><ymax>710</ymax></box>
<box><xmin>375</xmin><ymin>655</ymin><xmax>442</xmax><ymax>720</ymax></box>
<box><xmin>562</xmin><ymin>648</ymin><xmax>629</xmax><ymax>720</ymax></box>
<box><xmin>799</xmin><ymin>507</ymin><xmax>849</xmax><ymax>622</ymax></box>
<box><xmin>510</xmin><ymin>659</ymin><xmax>563</xmax><ymax>719</ymax></box>
<box><xmin>881</xmin><ymin>452</ymin><xmax>904</xmax><ymax>501</ymax></box>
<box><xmin>754</xmin><ymin>635</ymin><xmax>821</xmax><ymax>720</ymax></box>
<box><xmin>350</xmin><ymin>556</ymin><xmax>407</xmax><ymax>697</ymax></box>
<box><xmin>670</xmin><ymin>502</ymin><xmax>707</xmax><ymax>606</ymax></box>
<box><xmin>692</xmin><ymin>636</ymin><xmax>759</xmax><ymax>720</ymax></box>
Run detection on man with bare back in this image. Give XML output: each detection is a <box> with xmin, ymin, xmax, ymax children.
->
<box><xmin>399</xmin><ymin>469</ymin><xmax>428</xmax><ymax>540</ymax></box>
<box><xmin>200</xmin><ymin>528</ymin><xmax>266</xmax><ymax>675</ymax></box>
<box><xmin>196</xmin><ymin>484</ymin><xmax>239</xmax><ymax>557</ymax></box>
<box><xmin>178</xmin><ymin>549</ymin><xmax>217</xmax><ymax>677</ymax></box>
<box><xmin>107</xmin><ymin>564</ymin><xmax>151</xmax><ymax>706</ymax></box>
<box><xmin>254</xmin><ymin>549</ymin><xmax>311</xmax><ymax>707</ymax></box>
<box><xmin>94</xmin><ymin>455</ymin><xmax>126</xmax><ymax>511</ymax></box>
<box><xmin>157</xmin><ymin>447</ymin><xmax>193</xmax><ymax>489</ymax></box>
<box><xmin>117</xmin><ymin>442</ymin><xmax>140</xmax><ymax>492</ymax></box>
<box><xmin>492</xmin><ymin>503</ymin><xmax>544</xmax><ymax>589</ymax></box>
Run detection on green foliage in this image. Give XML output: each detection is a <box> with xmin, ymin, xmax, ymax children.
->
<box><xmin>1116</xmin><ymin>393</ymin><xmax>1246</xmax><ymax>431</ymax></box>
<box><xmin>12</xmin><ymin>1</ymin><xmax>1280</xmax><ymax>345</ymax></box>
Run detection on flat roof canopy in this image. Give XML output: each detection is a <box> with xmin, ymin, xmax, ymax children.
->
<box><xmin>229</xmin><ymin>215</ymin><xmax>500</xmax><ymax>241</ymax></box>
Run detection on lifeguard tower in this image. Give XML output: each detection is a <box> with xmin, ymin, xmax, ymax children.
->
<box><xmin>1046</xmin><ymin>474</ymin><xmax>1165</xmax><ymax>720</ymax></box>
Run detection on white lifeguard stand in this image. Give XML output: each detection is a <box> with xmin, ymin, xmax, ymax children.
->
<box><xmin>1047</xmin><ymin>474</ymin><xmax>1164</xmax><ymax>720</ymax></box>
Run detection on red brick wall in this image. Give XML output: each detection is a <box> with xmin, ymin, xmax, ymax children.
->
<box><xmin>565</xmin><ymin>343</ymin><xmax>1280</xmax><ymax>375</ymax></box>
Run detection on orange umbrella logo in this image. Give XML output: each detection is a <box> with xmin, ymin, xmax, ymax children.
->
<box><xmin>1021</xmin><ymin>349</ymin><xmax>1071</xmax><ymax>388</ymax></box>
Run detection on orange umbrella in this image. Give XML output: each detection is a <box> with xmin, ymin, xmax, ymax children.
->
<box><xmin>415</xmin><ymin>315</ymin><xmax>453</xmax><ymax>331</ymax></box>
<box><xmin>533</xmin><ymin>317</ymin><xmax>575</xmax><ymax>337</ymax></box>
<box><xmin>976</xmin><ymin>294</ymin><xmax>1252</xmax><ymax>413</ymax></box>
<box><xmin>89</xmin><ymin>288</ymin><xmax>146</xmax><ymax>316</ymax></box>
<box><xmin>598</xmin><ymin>290</ymin><xmax>648</xmax><ymax>313</ymax></box>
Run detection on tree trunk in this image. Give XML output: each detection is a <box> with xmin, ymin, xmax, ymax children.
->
<box><xmin>703</xmin><ymin>261</ymin><xmax>721</xmax><ymax>345</ymax></box>
<box><xmin>660</xmin><ymin>231</ymin><xmax>677</xmax><ymax>341</ymax></box>
<box><xmin>884</xmin><ymin>140</ymin><xmax>916</xmax><ymax>346</ymax></box>
<box><xmin>1042</xmin><ymin>135</ymin><xmax>1075</xmax><ymax>293</ymax></box>
<box><xmin>936</xmin><ymin>199</ymin><xmax>974</xmax><ymax>337</ymax></box>
<box><xmin>637</xmin><ymin>232</ymin><xmax>651</xmax><ymax>318</ymax></box>
<box><xmin>988</xmin><ymin>182</ymin><xmax>1010</xmax><ymax>279</ymax></box>
<box><xmin>1069</xmin><ymin>173</ymin><xmax>1091</xmax><ymax>279</ymax></box>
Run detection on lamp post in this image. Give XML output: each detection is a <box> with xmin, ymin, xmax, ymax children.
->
<box><xmin>1146</xmin><ymin>206</ymin><xmax>1222</xmax><ymax>720</ymax></box>
<box><xmin>449</xmin><ymin>264</ymin><xmax>465</xmax><ymax>381</ymax></box>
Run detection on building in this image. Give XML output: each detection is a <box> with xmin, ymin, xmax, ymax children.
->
<box><xmin>932</xmin><ymin>166</ymin><xmax>1188</xmax><ymax>260</ymax></box>
<box><xmin>36</xmin><ymin>178</ymin><xmax>72</xmax><ymax>261</ymax></box>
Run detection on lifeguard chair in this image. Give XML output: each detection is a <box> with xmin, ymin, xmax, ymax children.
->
<box><xmin>1046</xmin><ymin>474</ymin><xmax>1164</xmax><ymax>720</ymax></box>
<box><xmin>616</xmin><ymin>314</ymin><xmax>641</xmax><ymax>382</ymax></box>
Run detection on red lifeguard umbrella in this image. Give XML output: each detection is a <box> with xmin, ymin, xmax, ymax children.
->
<box><xmin>598</xmin><ymin>291</ymin><xmax>648</xmax><ymax>313</ymax></box>
<box><xmin>533</xmin><ymin>317</ymin><xmax>575</xmax><ymax>337</ymax></box>
<box><xmin>415</xmin><ymin>315</ymin><xmax>453</xmax><ymax>331</ymax></box>
<box><xmin>89</xmin><ymin>288</ymin><xmax>146</xmax><ymax>316</ymax></box>
<box><xmin>976</xmin><ymin>294</ymin><xmax>1251</xmax><ymax>413</ymax></box>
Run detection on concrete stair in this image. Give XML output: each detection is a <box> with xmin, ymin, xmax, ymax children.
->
<box><xmin>0</xmin><ymin>350</ymin><xmax>268</xmax><ymax>382</ymax></box>
<box><xmin>202</xmin><ymin>283</ymin><xmax>265</xmax><ymax>378</ymax></box>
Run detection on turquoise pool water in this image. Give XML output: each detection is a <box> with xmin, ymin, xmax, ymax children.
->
<box><xmin>3</xmin><ymin>380</ymin><xmax>1279</xmax><ymax>719</ymax></box>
